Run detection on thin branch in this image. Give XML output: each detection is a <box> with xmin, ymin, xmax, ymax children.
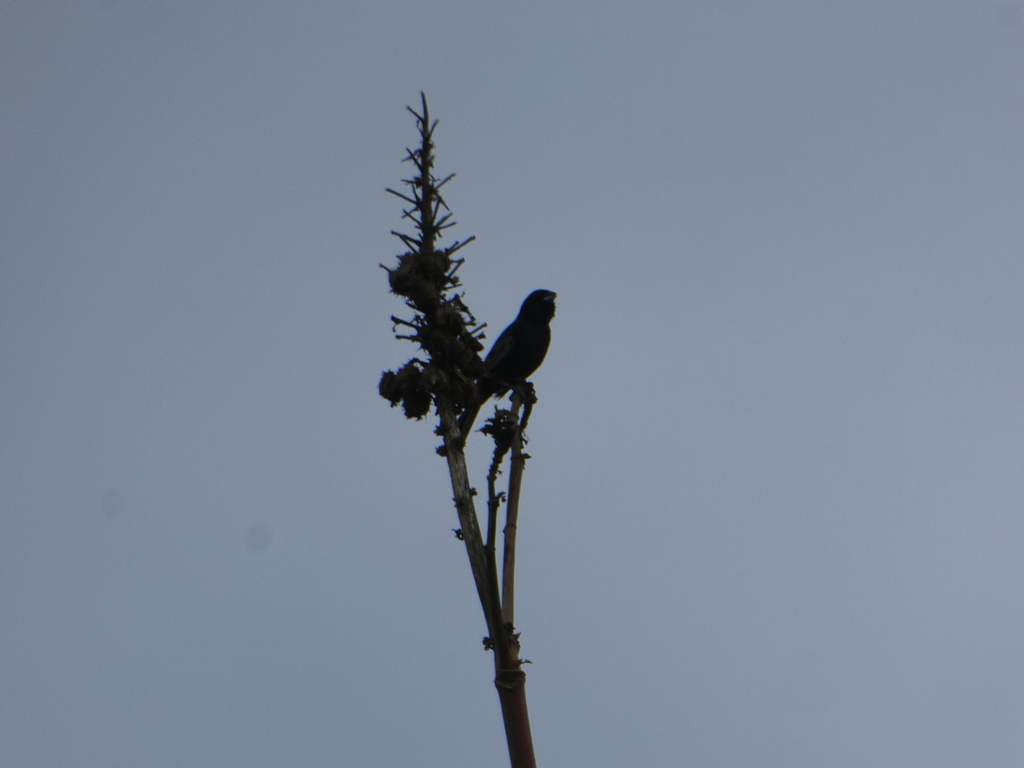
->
<box><xmin>389</xmin><ymin>316</ymin><xmax>421</xmax><ymax>329</ymax></box>
<box><xmin>484</xmin><ymin>410</ymin><xmax>515</xmax><ymax>555</ymax></box>
<box><xmin>445</xmin><ymin>236</ymin><xmax>477</xmax><ymax>255</ymax></box>
<box><xmin>390</xmin><ymin>234</ymin><xmax>423</xmax><ymax>252</ymax></box>
<box><xmin>501</xmin><ymin>389</ymin><xmax>531</xmax><ymax>628</ymax></box>
<box><xmin>385</xmin><ymin>188</ymin><xmax>419</xmax><ymax>205</ymax></box>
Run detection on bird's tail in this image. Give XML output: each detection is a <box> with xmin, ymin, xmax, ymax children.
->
<box><xmin>456</xmin><ymin>400</ymin><xmax>483</xmax><ymax>446</ymax></box>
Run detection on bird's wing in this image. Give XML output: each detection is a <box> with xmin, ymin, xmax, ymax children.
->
<box><xmin>483</xmin><ymin>327</ymin><xmax>516</xmax><ymax>373</ymax></box>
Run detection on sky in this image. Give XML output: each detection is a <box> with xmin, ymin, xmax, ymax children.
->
<box><xmin>2</xmin><ymin>1</ymin><xmax>1024</xmax><ymax>766</ymax></box>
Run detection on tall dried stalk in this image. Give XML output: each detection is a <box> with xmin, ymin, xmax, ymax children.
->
<box><xmin>379</xmin><ymin>95</ymin><xmax>540</xmax><ymax>768</ymax></box>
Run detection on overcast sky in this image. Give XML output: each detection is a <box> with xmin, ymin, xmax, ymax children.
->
<box><xmin>3</xmin><ymin>2</ymin><xmax>1024</xmax><ymax>766</ymax></box>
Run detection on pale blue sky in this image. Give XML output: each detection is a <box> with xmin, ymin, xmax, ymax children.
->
<box><xmin>3</xmin><ymin>2</ymin><xmax>1024</xmax><ymax>766</ymax></box>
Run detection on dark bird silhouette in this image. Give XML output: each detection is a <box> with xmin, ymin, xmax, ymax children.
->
<box><xmin>457</xmin><ymin>289</ymin><xmax>557</xmax><ymax>443</ymax></box>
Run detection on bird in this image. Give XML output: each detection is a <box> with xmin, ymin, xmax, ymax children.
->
<box><xmin>457</xmin><ymin>289</ymin><xmax>557</xmax><ymax>443</ymax></box>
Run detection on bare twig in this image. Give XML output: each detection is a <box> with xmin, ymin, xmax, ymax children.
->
<box><xmin>483</xmin><ymin>409</ymin><xmax>516</xmax><ymax>555</ymax></box>
<box><xmin>501</xmin><ymin>393</ymin><xmax>528</xmax><ymax>627</ymax></box>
